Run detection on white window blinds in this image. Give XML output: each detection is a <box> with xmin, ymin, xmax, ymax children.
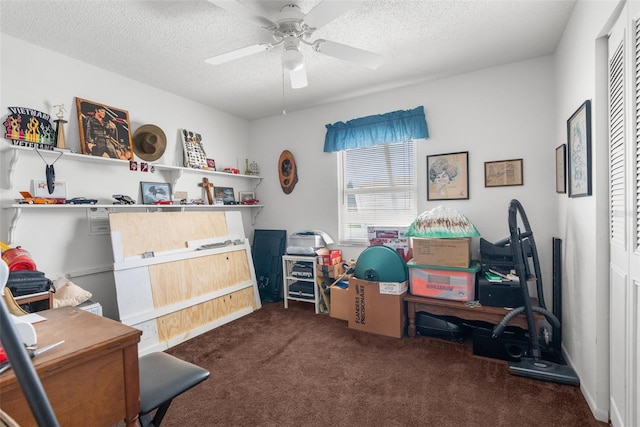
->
<box><xmin>338</xmin><ymin>141</ymin><xmax>417</xmax><ymax>243</ymax></box>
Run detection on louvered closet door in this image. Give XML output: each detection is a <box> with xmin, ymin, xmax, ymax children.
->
<box><xmin>608</xmin><ymin>3</ymin><xmax>639</xmax><ymax>426</ymax></box>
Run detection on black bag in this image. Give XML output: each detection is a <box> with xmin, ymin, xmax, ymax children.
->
<box><xmin>6</xmin><ymin>270</ymin><xmax>54</xmax><ymax>297</ymax></box>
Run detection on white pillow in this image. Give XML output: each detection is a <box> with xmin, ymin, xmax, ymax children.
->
<box><xmin>52</xmin><ymin>277</ymin><xmax>92</xmax><ymax>308</ymax></box>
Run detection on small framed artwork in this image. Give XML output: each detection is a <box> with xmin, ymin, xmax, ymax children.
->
<box><xmin>427</xmin><ymin>151</ymin><xmax>469</xmax><ymax>200</ymax></box>
<box><xmin>555</xmin><ymin>144</ymin><xmax>566</xmax><ymax>194</ymax></box>
<box><xmin>484</xmin><ymin>158</ymin><xmax>523</xmax><ymax>187</ymax></box>
<box><xmin>206</xmin><ymin>158</ymin><xmax>216</xmax><ymax>170</ymax></box>
<box><xmin>567</xmin><ymin>100</ymin><xmax>592</xmax><ymax>197</ymax></box>
<box><xmin>214</xmin><ymin>186</ymin><xmax>235</xmax><ymax>204</ymax></box>
<box><xmin>239</xmin><ymin>191</ymin><xmax>255</xmax><ymax>202</ymax></box>
<box><xmin>75</xmin><ymin>97</ymin><xmax>133</xmax><ymax>160</ymax></box>
<box><xmin>140</xmin><ymin>181</ymin><xmax>172</xmax><ymax>205</ymax></box>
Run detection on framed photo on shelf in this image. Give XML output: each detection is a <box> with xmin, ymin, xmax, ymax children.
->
<box><xmin>206</xmin><ymin>158</ymin><xmax>216</xmax><ymax>170</ymax></box>
<box><xmin>555</xmin><ymin>144</ymin><xmax>566</xmax><ymax>194</ymax></box>
<box><xmin>567</xmin><ymin>100</ymin><xmax>592</xmax><ymax>197</ymax></box>
<box><xmin>140</xmin><ymin>181</ymin><xmax>172</xmax><ymax>205</ymax></box>
<box><xmin>214</xmin><ymin>186</ymin><xmax>235</xmax><ymax>204</ymax></box>
<box><xmin>484</xmin><ymin>158</ymin><xmax>523</xmax><ymax>187</ymax></box>
<box><xmin>239</xmin><ymin>191</ymin><xmax>255</xmax><ymax>202</ymax></box>
<box><xmin>32</xmin><ymin>180</ymin><xmax>67</xmax><ymax>200</ymax></box>
<box><xmin>427</xmin><ymin>151</ymin><xmax>469</xmax><ymax>200</ymax></box>
<box><xmin>75</xmin><ymin>97</ymin><xmax>133</xmax><ymax>160</ymax></box>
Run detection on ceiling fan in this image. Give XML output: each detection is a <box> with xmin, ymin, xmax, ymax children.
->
<box><xmin>205</xmin><ymin>0</ymin><xmax>383</xmax><ymax>89</ymax></box>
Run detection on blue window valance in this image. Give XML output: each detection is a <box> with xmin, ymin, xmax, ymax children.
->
<box><xmin>323</xmin><ymin>106</ymin><xmax>429</xmax><ymax>153</ymax></box>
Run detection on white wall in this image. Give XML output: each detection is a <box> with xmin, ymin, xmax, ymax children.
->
<box><xmin>553</xmin><ymin>0</ymin><xmax>621</xmax><ymax>422</ymax></box>
<box><xmin>250</xmin><ymin>55</ymin><xmax>558</xmax><ymax>297</ymax></box>
<box><xmin>0</xmin><ymin>35</ymin><xmax>253</xmax><ymax>319</ymax></box>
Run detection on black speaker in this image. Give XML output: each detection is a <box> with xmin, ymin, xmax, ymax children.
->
<box><xmin>471</xmin><ymin>323</ymin><xmax>529</xmax><ymax>362</ymax></box>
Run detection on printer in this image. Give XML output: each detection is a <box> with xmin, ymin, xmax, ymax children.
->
<box><xmin>286</xmin><ymin>230</ymin><xmax>334</xmax><ymax>255</ymax></box>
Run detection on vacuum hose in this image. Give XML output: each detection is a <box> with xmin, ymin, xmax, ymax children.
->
<box><xmin>491</xmin><ymin>305</ymin><xmax>560</xmax><ymax>338</ymax></box>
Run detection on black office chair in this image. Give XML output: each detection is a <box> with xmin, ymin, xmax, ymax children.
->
<box><xmin>138</xmin><ymin>352</ymin><xmax>210</xmax><ymax>427</ymax></box>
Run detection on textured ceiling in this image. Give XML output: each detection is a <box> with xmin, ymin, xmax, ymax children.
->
<box><xmin>1</xmin><ymin>0</ymin><xmax>575</xmax><ymax>121</ymax></box>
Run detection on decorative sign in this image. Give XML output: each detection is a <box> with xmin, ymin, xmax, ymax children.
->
<box><xmin>181</xmin><ymin>129</ymin><xmax>208</xmax><ymax>169</ymax></box>
<box><xmin>3</xmin><ymin>107</ymin><xmax>56</xmax><ymax>150</ymax></box>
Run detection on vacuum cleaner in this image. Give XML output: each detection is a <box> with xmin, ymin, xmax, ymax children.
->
<box><xmin>491</xmin><ymin>199</ymin><xmax>579</xmax><ymax>386</ymax></box>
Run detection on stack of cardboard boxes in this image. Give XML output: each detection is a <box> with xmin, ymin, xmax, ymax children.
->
<box><xmin>315</xmin><ymin>250</ymin><xmax>349</xmax><ymax>321</ymax></box>
<box><xmin>407</xmin><ymin>237</ymin><xmax>479</xmax><ymax>301</ymax></box>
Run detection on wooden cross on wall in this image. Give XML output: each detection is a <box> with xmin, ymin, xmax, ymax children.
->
<box><xmin>200</xmin><ymin>177</ymin><xmax>214</xmax><ymax>205</ymax></box>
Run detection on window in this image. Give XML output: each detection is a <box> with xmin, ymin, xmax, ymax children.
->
<box><xmin>338</xmin><ymin>140</ymin><xmax>417</xmax><ymax>244</ymax></box>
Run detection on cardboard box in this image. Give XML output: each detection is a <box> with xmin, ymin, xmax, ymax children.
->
<box><xmin>319</xmin><ymin>250</ymin><xmax>342</xmax><ymax>266</ymax></box>
<box><xmin>407</xmin><ymin>261</ymin><xmax>480</xmax><ymax>301</ymax></box>
<box><xmin>348</xmin><ymin>277</ymin><xmax>406</xmax><ymax>338</ymax></box>
<box><xmin>411</xmin><ymin>237</ymin><xmax>471</xmax><ymax>268</ymax></box>
<box><xmin>367</xmin><ymin>226</ymin><xmax>412</xmax><ymax>262</ymax></box>
<box><xmin>369</xmin><ymin>238</ymin><xmax>412</xmax><ymax>262</ymax></box>
<box><xmin>330</xmin><ymin>282</ymin><xmax>350</xmax><ymax>321</ymax></box>
<box><xmin>316</xmin><ymin>263</ymin><xmax>345</xmax><ymax>279</ymax></box>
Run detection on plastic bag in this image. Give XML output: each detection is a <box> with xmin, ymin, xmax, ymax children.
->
<box><xmin>405</xmin><ymin>206</ymin><xmax>480</xmax><ymax>238</ymax></box>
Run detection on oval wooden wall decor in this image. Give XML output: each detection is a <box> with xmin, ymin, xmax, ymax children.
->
<box><xmin>278</xmin><ymin>150</ymin><xmax>298</xmax><ymax>194</ymax></box>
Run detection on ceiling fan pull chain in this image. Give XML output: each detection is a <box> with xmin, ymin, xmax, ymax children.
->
<box><xmin>282</xmin><ymin>69</ymin><xmax>287</xmax><ymax>115</ymax></box>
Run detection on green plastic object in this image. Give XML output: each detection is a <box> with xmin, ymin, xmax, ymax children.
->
<box><xmin>354</xmin><ymin>245</ymin><xmax>408</xmax><ymax>282</ymax></box>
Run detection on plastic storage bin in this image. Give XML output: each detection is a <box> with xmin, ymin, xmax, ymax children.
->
<box><xmin>407</xmin><ymin>260</ymin><xmax>480</xmax><ymax>301</ymax></box>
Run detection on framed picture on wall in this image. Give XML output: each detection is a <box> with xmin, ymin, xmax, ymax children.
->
<box><xmin>555</xmin><ymin>144</ymin><xmax>566</xmax><ymax>194</ymax></box>
<box><xmin>75</xmin><ymin>97</ymin><xmax>133</xmax><ymax>160</ymax></box>
<box><xmin>427</xmin><ymin>151</ymin><xmax>469</xmax><ymax>200</ymax></box>
<box><xmin>484</xmin><ymin>158</ymin><xmax>523</xmax><ymax>187</ymax></box>
<box><xmin>567</xmin><ymin>100</ymin><xmax>592</xmax><ymax>197</ymax></box>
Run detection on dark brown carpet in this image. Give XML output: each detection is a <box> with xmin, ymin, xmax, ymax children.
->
<box><xmin>164</xmin><ymin>300</ymin><xmax>606</xmax><ymax>427</ymax></box>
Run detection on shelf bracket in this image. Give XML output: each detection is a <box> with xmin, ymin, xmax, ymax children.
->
<box><xmin>7</xmin><ymin>207</ymin><xmax>22</xmax><ymax>245</ymax></box>
<box><xmin>7</xmin><ymin>147</ymin><xmax>20</xmax><ymax>189</ymax></box>
<box><xmin>253</xmin><ymin>177</ymin><xmax>263</xmax><ymax>192</ymax></box>
<box><xmin>251</xmin><ymin>206</ymin><xmax>263</xmax><ymax>225</ymax></box>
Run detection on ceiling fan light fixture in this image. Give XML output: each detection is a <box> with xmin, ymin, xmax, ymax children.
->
<box><xmin>282</xmin><ymin>48</ymin><xmax>304</xmax><ymax>71</ymax></box>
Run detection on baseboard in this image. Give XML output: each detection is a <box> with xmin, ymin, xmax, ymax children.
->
<box><xmin>562</xmin><ymin>344</ymin><xmax>610</xmax><ymax>423</ymax></box>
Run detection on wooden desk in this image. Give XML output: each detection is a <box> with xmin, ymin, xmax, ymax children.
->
<box><xmin>0</xmin><ymin>307</ymin><xmax>142</xmax><ymax>426</ymax></box>
<box><xmin>404</xmin><ymin>294</ymin><xmax>543</xmax><ymax>338</ymax></box>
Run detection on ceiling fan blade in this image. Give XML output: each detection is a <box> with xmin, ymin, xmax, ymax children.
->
<box><xmin>208</xmin><ymin>0</ymin><xmax>276</xmax><ymax>29</ymax></box>
<box><xmin>205</xmin><ymin>43</ymin><xmax>272</xmax><ymax>66</ymax></box>
<box><xmin>289</xmin><ymin>66</ymin><xmax>308</xmax><ymax>89</ymax></box>
<box><xmin>303</xmin><ymin>0</ymin><xmax>359</xmax><ymax>30</ymax></box>
<box><xmin>315</xmin><ymin>40</ymin><xmax>383</xmax><ymax>69</ymax></box>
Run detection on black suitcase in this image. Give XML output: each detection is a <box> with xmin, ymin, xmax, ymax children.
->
<box><xmin>415</xmin><ymin>311</ymin><xmax>467</xmax><ymax>342</ymax></box>
<box><xmin>6</xmin><ymin>270</ymin><xmax>54</xmax><ymax>296</ymax></box>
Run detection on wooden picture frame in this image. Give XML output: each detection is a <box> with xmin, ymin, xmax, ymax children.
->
<box><xmin>140</xmin><ymin>181</ymin><xmax>172</xmax><ymax>205</ymax></box>
<box><xmin>214</xmin><ymin>186</ymin><xmax>235</xmax><ymax>204</ymax></box>
<box><xmin>555</xmin><ymin>144</ymin><xmax>566</xmax><ymax>194</ymax></box>
<box><xmin>239</xmin><ymin>191</ymin><xmax>255</xmax><ymax>202</ymax></box>
<box><xmin>484</xmin><ymin>158</ymin><xmax>523</xmax><ymax>187</ymax></box>
<box><xmin>567</xmin><ymin>100</ymin><xmax>592</xmax><ymax>197</ymax></box>
<box><xmin>427</xmin><ymin>151</ymin><xmax>469</xmax><ymax>200</ymax></box>
<box><xmin>75</xmin><ymin>97</ymin><xmax>133</xmax><ymax>160</ymax></box>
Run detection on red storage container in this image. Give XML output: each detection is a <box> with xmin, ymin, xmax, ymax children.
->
<box><xmin>408</xmin><ymin>261</ymin><xmax>480</xmax><ymax>301</ymax></box>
